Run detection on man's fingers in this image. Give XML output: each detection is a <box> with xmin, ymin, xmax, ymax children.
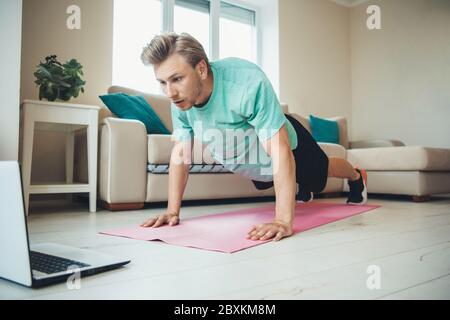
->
<box><xmin>246</xmin><ymin>231</ymin><xmax>256</xmax><ymax>239</ymax></box>
<box><xmin>247</xmin><ymin>226</ymin><xmax>261</xmax><ymax>238</ymax></box>
<box><xmin>247</xmin><ymin>224</ymin><xmax>262</xmax><ymax>236</ymax></box>
<box><xmin>248</xmin><ymin>224</ymin><xmax>280</xmax><ymax>240</ymax></box>
<box><xmin>247</xmin><ymin>225</ymin><xmax>258</xmax><ymax>235</ymax></box>
<box><xmin>169</xmin><ymin>216</ymin><xmax>179</xmax><ymax>226</ymax></box>
<box><xmin>141</xmin><ymin>217</ymin><xmax>156</xmax><ymax>227</ymax></box>
<box><xmin>260</xmin><ymin>230</ymin><xmax>275</xmax><ymax>240</ymax></box>
<box><xmin>141</xmin><ymin>213</ymin><xmax>181</xmax><ymax>228</ymax></box>
<box><xmin>250</xmin><ymin>226</ymin><xmax>272</xmax><ymax>240</ymax></box>
<box><xmin>273</xmin><ymin>231</ymin><xmax>284</xmax><ymax>242</ymax></box>
<box><xmin>153</xmin><ymin>215</ymin><xmax>166</xmax><ymax>228</ymax></box>
<box><xmin>246</xmin><ymin>222</ymin><xmax>292</xmax><ymax>241</ymax></box>
<box><xmin>250</xmin><ymin>228</ymin><xmax>264</xmax><ymax>240</ymax></box>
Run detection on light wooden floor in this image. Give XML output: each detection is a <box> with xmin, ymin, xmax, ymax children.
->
<box><xmin>1</xmin><ymin>195</ymin><xmax>450</xmax><ymax>300</ymax></box>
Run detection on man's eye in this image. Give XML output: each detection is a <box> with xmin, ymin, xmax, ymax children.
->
<box><xmin>174</xmin><ymin>77</ymin><xmax>182</xmax><ymax>82</ymax></box>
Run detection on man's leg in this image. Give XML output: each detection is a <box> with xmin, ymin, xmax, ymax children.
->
<box><xmin>327</xmin><ymin>157</ymin><xmax>360</xmax><ymax>181</ymax></box>
<box><xmin>327</xmin><ymin>157</ymin><xmax>368</xmax><ymax>204</ymax></box>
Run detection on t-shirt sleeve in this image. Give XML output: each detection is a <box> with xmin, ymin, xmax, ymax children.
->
<box><xmin>243</xmin><ymin>77</ymin><xmax>286</xmax><ymax>142</ymax></box>
<box><xmin>170</xmin><ymin>104</ymin><xmax>194</xmax><ymax>142</ymax></box>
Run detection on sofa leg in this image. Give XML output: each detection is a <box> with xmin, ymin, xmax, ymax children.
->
<box><xmin>102</xmin><ymin>201</ymin><xmax>145</xmax><ymax>211</ymax></box>
<box><xmin>412</xmin><ymin>195</ymin><xmax>431</xmax><ymax>203</ymax></box>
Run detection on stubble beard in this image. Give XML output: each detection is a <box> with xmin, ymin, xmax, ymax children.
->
<box><xmin>192</xmin><ymin>77</ymin><xmax>204</xmax><ymax>106</ymax></box>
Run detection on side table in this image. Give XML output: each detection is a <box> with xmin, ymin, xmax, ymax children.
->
<box><xmin>21</xmin><ymin>99</ymin><xmax>100</xmax><ymax>214</ymax></box>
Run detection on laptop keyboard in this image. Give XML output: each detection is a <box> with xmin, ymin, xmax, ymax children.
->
<box><xmin>30</xmin><ymin>251</ymin><xmax>91</xmax><ymax>274</ymax></box>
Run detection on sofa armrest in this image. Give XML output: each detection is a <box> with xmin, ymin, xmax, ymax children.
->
<box><xmin>349</xmin><ymin>139</ymin><xmax>405</xmax><ymax>149</ymax></box>
<box><xmin>99</xmin><ymin>117</ymin><xmax>148</xmax><ymax>204</ymax></box>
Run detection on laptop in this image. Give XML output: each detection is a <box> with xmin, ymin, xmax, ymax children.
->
<box><xmin>0</xmin><ymin>161</ymin><xmax>130</xmax><ymax>288</ymax></box>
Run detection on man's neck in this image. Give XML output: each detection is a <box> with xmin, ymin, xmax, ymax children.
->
<box><xmin>194</xmin><ymin>72</ymin><xmax>214</xmax><ymax>108</ymax></box>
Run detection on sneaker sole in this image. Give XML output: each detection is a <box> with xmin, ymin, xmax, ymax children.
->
<box><xmin>298</xmin><ymin>192</ymin><xmax>314</xmax><ymax>203</ymax></box>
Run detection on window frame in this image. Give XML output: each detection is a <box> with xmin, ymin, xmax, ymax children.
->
<box><xmin>161</xmin><ymin>0</ymin><xmax>260</xmax><ymax>64</ymax></box>
<box><xmin>112</xmin><ymin>0</ymin><xmax>262</xmax><ymax>94</ymax></box>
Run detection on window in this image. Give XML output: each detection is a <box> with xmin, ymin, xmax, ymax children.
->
<box><xmin>112</xmin><ymin>0</ymin><xmax>259</xmax><ymax>94</ymax></box>
<box><xmin>112</xmin><ymin>0</ymin><xmax>161</xmax><ymax>93</ymax></box>
<box><xmin>219</xmin><ymin>1</ymin><xmax>256</xmax><ymax>63</ymax></box>
<box><xmin>174</xmin><ymin>0</ymin><xmax>210</xmax><ymax>56</ymax></box>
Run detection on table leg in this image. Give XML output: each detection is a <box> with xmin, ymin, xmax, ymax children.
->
<box><xmin>21</xmin><ymin>113</ymin><xmax>34</xmax><ymax>216</ymax></box>
<box><xmin>66</xmin><ymin>131</ymin><xmax>75</xmax><ymax>203</ymax></box>
<box><xmin>87</xmin><ymin>116</ymin><xmax>98</xmax><ymax>213</ymax></box>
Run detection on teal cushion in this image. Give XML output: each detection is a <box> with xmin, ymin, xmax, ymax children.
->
<box><xmin>309</xmin><ymin>115</ymin><xmax>339</xmax><ymax>144</ymax></box>
<box><xmin>99</xmin><ymin>93</ymin><xmax>170</xmax><ymax>134</ymax></box>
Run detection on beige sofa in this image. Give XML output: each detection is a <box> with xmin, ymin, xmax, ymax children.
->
<box><xmin>97</xmin><ymin>86</ymin><xmax>450</xmax><ymax>210</ymax></box>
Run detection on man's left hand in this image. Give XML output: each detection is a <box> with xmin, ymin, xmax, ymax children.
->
<box><xmin>246</xmin><ymin>221</ymin><xmax>293</xmax><ymax>241</ymax></box>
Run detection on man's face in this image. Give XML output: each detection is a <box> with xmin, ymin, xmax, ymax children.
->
<box><xmin>154</xmin><ymin>53</ymin><xmax>205</xmax><ymax>111</ymax></box>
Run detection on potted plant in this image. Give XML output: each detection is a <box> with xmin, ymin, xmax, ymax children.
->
<box><xmin>34</xmin><ymin>55</ymin><xmax>86</xmax><ymax>101</ymax></box>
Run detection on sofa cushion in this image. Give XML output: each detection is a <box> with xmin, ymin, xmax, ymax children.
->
<box><xmin>99</xmin><ymin>93</ymin><xmax>170</xmax><ymax>134</ymax></box>
<box><xmin>309</xmin><ymin>115</ymin><xmax>340</xmax><ymax>144</ymax></box>
<box><xmin>108</xmin><ymin>86</ymin><xmax>173</xmax><ymax>132</ymax></box>
<box><xmin>347</xmin><ymin>146</ymin><xmax>450</xmax><ymax>171</ymax></box>
<box><xmin>147</xmin><ymin>135</ymin><xmax>217</xmax><ymax>164</ymax></box>
<box><xmin>288</xmin><ymin>113</ymin><xmax>349</xmax><ymax>149</ymax></box>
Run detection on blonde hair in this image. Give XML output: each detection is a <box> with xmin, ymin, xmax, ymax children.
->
<box><xmin>141</xmin><ymin>32</ymin><xmax>210</xmax><ymax>71</ymax></box>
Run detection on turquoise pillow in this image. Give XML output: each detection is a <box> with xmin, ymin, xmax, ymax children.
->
<box><xmin>309</xmin><ymin>115</ymin><xmax>339</xmax><ymax>144</ymax></box>
<box><xmin>99</xmin><ymin>93</ymin><xmax>170</xmax><ymax>134</ymax></box>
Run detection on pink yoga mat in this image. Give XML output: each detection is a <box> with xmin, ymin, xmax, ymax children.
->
<box><xmin>100</xmin><ymin>202</ymin><xmax>380</xmax><ymax>253</ymax></box>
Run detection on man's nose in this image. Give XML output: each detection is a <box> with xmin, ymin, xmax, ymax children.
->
<box><xmin>166</xmin><ymin>83</ymin><xmax>178</xmax><ymax>99</ymax></box>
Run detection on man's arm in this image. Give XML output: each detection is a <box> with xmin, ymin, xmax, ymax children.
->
<box><xmin>247</xmin><ymin>125</ymin><xmax>296</xmax><ymax>241</ymax></box>
<box><xmin>166</xmin><ymin>139</ymin><xmax>192</xmax><ymax>216</ymax></box>
<box><xmin>141</xmin><ymin>139</ymin><xmax>192</xmax><ymax>227</ymax></box>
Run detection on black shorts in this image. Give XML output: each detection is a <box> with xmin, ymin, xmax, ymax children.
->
<box><xmin>252</xmin><ymin>114</ymin><xmax>329</xmax><ymax>193</ymax></box>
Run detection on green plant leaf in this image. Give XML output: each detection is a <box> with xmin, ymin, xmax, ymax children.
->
<box><xmin>34</xmin><ymin>55</ymin><xmax>86</xmax><ymax>101</ymax></box>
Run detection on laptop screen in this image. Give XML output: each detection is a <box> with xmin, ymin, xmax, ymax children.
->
<box><xmin>0</xmin><ymin>161</ymin><xmax>33</xmax><ymax>286</ymax></box>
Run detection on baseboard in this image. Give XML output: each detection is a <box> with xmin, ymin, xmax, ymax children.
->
<box><xmin>102</xmin><ymin>201</ymin><xmax>145</xmax><ymax>211</ymax></box>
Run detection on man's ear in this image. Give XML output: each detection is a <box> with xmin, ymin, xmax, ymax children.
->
<box><xmin>196</xmin><ymin>59</ymin><xmax>209</xmax><ymax>80</ymax></box>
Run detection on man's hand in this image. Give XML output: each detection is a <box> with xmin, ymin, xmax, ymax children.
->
<box><xmin>140</xmin><ymin>211</ymin><xmax>180</xmax><ymax>228</ymax></box>
<box><xmin>260</xmin><ymin>125</ymin><xmax>296</xmax><ymax>241</ymax></box>
<box><xmin>246</xmin><ymin>220</ymin><xmax>293</xmax><ymax>241</ymax></box>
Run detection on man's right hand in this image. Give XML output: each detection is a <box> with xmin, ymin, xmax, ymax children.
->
<box><xmin>140</xmin><ymin>211</ymin><xmax>180</xmax><ymax>228</ymax></box>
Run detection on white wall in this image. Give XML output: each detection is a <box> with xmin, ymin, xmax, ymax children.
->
<box><xmin>350</xmin><ymin>0</ymin><xmax>450</xmax><ymax>147</ymax></box>
<box><xmin>279</xmin><ymin>0</ymin><xmax>352</xmax><ymax>124</ymax></box>
<box><xmin>249</xmin><ymin>0</ymin><xmax>279</xmax><ymax>95</ymax></box>
<box><xmin>0</xmin><ymin>0</ymin><xmax>22</xmax><ymax>161</ymax></box>
<box><xmin>229</xmin><ymin>0</ymin><xmax>280</xmax><ymax>95</ymax></box>
<box><xmin>20</xmin><ymin>0</ymin><xmax>113</xmax><ymax>182</ymax></box>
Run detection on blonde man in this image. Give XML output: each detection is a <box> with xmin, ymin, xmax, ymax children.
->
<box><xmin>140</xmin><ymin>32</ymin><xmax>367</xmax><ymax>241</ymax></box>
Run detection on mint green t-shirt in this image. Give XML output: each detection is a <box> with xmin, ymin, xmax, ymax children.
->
<box><xmin>171</xmin><ymin>58</ymin><xmax>298</xmax><ymax>182</ymax></box>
